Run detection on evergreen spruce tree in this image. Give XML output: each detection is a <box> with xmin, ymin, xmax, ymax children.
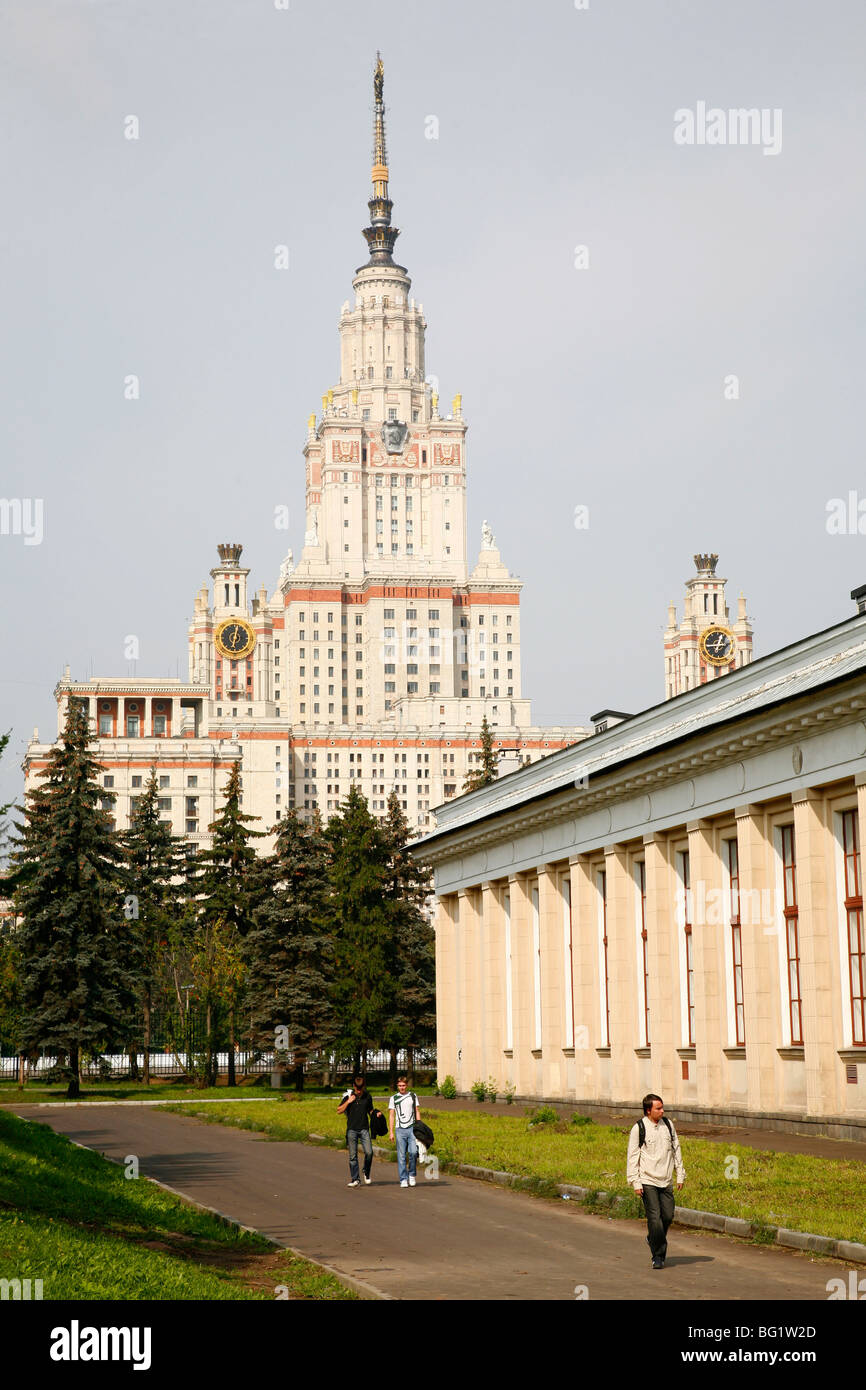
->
<box><xmin>462</xmin><ymin>715</ymin><xmax>499</xmax><ymax>793</ymax></box>
<box><xmin>381</xmin><ymin>790</ymin><xmax>435</xmax><ymax>1087</ymax></box>
<box><xmin>193</xmin><ymin>762</ymin><xmax>265</xmax><ymax>1087</ymax></box>
<box><xmin>6</xmin><ymin>702</ymin><xmax>138</xmax><ymax>1097</ymax></box>
<box><xmin>326</xmin><ymin>784</ymin><xmax>396</xmax><ymax>1072</ymax></box>
<box><xmin>244</xmin><ymin>810</ymin><xmax>334</xmax><ymax>1090</ymax></box>
<box><xmin>120</xmin><ymin>767</ymin><xmax>187</xmax><ymax>1084</ymax></box>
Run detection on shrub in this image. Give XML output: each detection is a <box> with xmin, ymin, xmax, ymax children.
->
<box><xmin>570</xmin><ymin>1112</ymin><xmax>593</xmax><ymax>1126</ymax></box>
<box><xmin>528</xmin><ymin>1105</ymin><xmax>559</xmax><ymax>1127</ymax></box>
<box><xmin>503</xmin><ymin>1082</ymin><xmax>516</xmax><ymax>1105</ymax></box>
<box><xmin>471</xmin><ymin>1078</ymin><xmax>487</xmax><ymax>1102</ymax></box>
<box><xmin>439</xmin><ymin>1074</ymin><xmax>457</xmax><ymax>1100</ymax></box>
<box><xmin>485</xmin><ymin>1077</ymin><xmax>498</xmax><ymax>1103</ymax></box>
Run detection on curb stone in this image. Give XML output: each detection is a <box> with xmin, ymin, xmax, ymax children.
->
<box><xmin>398</xmin><ymin>1145</ymin><xmax>866</xmax><ymax>1264</ymax></box>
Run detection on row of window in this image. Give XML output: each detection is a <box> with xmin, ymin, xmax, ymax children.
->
<box><xmin>104</xmin><ymin>774</ymin><xmax>199</xmax><ymax>789</ymax></box>
<box><xmin>491</xmin><ymin>813</ymin><xmax>866</xmax><ymax>1055</ymax></box>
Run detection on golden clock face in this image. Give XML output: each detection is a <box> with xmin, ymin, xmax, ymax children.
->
<box><xmin>699</xmin><ymin>626</ymin><xmax>736</xmax><ymax>666</ymax></box>
<box><xmin>215</xmin><ymin>619</ymin><xmax>256</xmax><ymax>660</ymax></box>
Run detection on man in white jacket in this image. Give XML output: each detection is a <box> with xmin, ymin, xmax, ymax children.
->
<box><xmin>626</xmin><ymin>1094</ymin><xmax>686</xmax><ymax>1269</ymax></box>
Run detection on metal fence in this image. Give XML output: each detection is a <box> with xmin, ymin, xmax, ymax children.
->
<box><xmin>0</xmin><ymin>1046</ymin><xmax>436</xmax><ymax>1080</ymax></box>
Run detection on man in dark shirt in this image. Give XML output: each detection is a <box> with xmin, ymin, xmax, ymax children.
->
<box><xmin>337</xmin><ymin>1074</ymin><xmax>374</xmax><ymax>1187</ymax></box>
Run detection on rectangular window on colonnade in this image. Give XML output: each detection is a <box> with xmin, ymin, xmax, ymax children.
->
<box><xmin>596</xmin><ymin>868</ymin><xmax>609</xmax><ymax>1047</ymax></box>
<box><xmin>836</xmin><ymin>806</ymin><xmax>866</xmax><ymax>1048</ymax></box>
<box><xmin>634</xmin><ymin>860</ymin><xmax>650</xmax><ymax>1047</ymax></box>
<box><xmin>772</xmin><ymin>823</ymin><xmax>803</xmax><ymax>1047</ymax></box>
<box><xmin>675</xmin><ymin>849</ymin><xmax>694</xmax><ymax>1047</ymax></box>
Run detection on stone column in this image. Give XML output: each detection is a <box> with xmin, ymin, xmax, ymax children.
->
<box><xmin>688</xmin><ymin>819</ymin><xmax>726</xmax><ymax>1108</ymax></box>
<box><xmin>604</xmin><ymin>843</ymin><xmax>638</xmax><ymax>1106</ymax></box>
<box><xmin>538</xmin><ymin>862</ymin><xmax>565</xmax><ymax>1098</ymax></box>
<box><xmin>793</xmin><ymin>789</ymin><xmax>839</xmax><ymax>1117</ymax></box>
<box><xmin>459</xmin><ymin>886</ymin><xmax>483</xmax><ymax>1090</ymax></box>
<box><xmin>481</xmin><ymin>882</ymin><xmax>505</xmax><ymax>1093</ymax></box>
<box><xmin>571</xmin><ymin>854</ymin><xmax>600</xmax><ymax>1101</ymax></box>
<box><xmin>643</xmin><ymin>834</ymin><xmax>678</xmax><ymax>1102</ymax></box>
<box><xmin>455</xmin><ymin>889</ymin><xmax>470</xmax><ymax>1094</ymax></box>
<box><xmin>507</xmin><ymin>874</ymin><xmax>533</xmax><ymax>1097</ymax></box>
<box><xmin>735</xmin><ymin>805</ymin><xmax>780</xmax><ymax>1113</ymax></box>
<box><xmin>435</xmin><ymin>894</ymin><xmax>458</xmax><ymax>1087</ymax></box>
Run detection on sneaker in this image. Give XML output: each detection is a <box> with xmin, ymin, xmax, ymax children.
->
<box><xmin>400</xmin><ymin>1180</ymin><xmax>409</xmax><ymax>1188</ymax></box>
<box><xmin>652</xmin><ymin>1258</ymin><xmax>664</xmax><ymax>1269</ymax></box>
<box><xmin>347</xmin><ymin>1179</ymin><xmax>360</xmax><ymax>1188</ymax></box>
<box><xmin>363</xmin><ymin>1175</ymin><xmax>372</xmax><ymax>1185</ymax></box>
<box><xmin>408</xmin><ymin>1176</ymin><xmax>416</xmax><ymax>1187</ymax></box>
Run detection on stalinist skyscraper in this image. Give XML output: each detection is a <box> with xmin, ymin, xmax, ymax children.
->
<box><xmin>25</xmin><ymin>58</ymin><xmax>587</xmax><ymax>840</ymax></box>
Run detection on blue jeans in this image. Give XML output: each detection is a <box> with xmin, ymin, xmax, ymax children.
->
<box><xmin>395</xmin><ymin>1126</ymin><xmax>417</xmax><ymax>1183</ymax></box>
<box><xmin>347</xmin><ymin>1127</ymin><xmax>373</xmax><ymax>1182</ymax></box>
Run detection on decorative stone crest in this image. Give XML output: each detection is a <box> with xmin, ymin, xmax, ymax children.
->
<box><xmin>381</xmin><ymin>419</ymin><xmax>409</xmax><ymax>454</ymax></box>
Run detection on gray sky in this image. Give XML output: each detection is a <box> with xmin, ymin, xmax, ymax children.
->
<box><xmin>2</xmin><ymin>0</ymin><xmax>865</xmax><ymax>811</ymax></box>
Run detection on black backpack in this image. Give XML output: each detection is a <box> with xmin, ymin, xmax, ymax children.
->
<box><xmin>413</xmin><ymin>1120</ymin><xmax>434</xmax><ymax>1148</ymax></box>
<box><xmin>637</xmin><ymin>1115</ymin><xmax>675</xmax><ymax>1147</ymax></box>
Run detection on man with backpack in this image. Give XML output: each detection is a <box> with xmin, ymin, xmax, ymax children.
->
<box><xmin>337</xmin><ymin>1074</ymin><xmax>375</xmax><ymax>1187</ymax></box>
<box><xmin>626</xmin><ymin>1093</ymin><xmax>686</xmax><ymax>1269</ymax></box>
<box><xmin>388</xmin><ymin>1075</ymin><xmax>420</xmax><ymax>1188</ymax></box>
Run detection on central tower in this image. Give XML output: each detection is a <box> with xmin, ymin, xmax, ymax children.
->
<box><xmin>293</xmin><ymin>53</ymin><xmax>467</xmax><ymax>596</ymax></box>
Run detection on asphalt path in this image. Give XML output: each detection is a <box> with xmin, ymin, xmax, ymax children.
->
<box><xmin>11</xmin><ymin>1104</ymin><xmax>851</xmax><ymax>1302</ymax></box>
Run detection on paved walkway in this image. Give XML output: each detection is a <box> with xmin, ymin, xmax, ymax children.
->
<box><xmin>11</xmin><ymin>1103</ymin><xmax>852</xmax><ymax>1301</ymax></box>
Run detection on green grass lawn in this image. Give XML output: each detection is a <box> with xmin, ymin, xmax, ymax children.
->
<box><xmin>0</xmin><ymin>1110</ymin><xmax>355</xmax><ymax>1300</ymax></box>
<box><xmin>159</xmin><ymin>1097</ymin><xmax>866</xmax><ymax>1247</ymax></box>
<box><xmin>0</xmin><ymin>1080</ymin><xmax>440</xmax><ymax>1106</ymax></box>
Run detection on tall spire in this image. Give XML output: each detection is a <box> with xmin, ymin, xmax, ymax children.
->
<box><xmin>362</xmin><ymin>53</ymin><xmax>400</xmax><ymax>266</ymax></box>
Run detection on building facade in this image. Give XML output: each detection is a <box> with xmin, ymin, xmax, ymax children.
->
<box><xmin>22</xmin><ymin>59</ymin><xmax>586</xmax><ymax>840</ymax></box>
<box><xmin>417</xmin><ymin>602</ymin><xmax>866</xmax><ymax>1136</ymax></box>
<box><xmin>664</xmin><ymin>553</ymin><xmax>753</xmax><ymax>698</ymax></box>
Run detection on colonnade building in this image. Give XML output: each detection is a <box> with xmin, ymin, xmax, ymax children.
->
<box><xmin>416</xmin><ymin>597</ymin><xmax>866</xmax><ymax>1136</ymax></box>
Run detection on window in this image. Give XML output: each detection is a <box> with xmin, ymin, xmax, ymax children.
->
<box><xmin>562</xmin><ymin>877</ymin><xmax>575</xmax><ymax>1049</ymax></box>
<box><xmin>598</xmin><ymin>869</ymin><xmax>610</xmax><ymax>1047</ymax></box>
<box><xmin>126</xmin><ymin>716</ymin><xmax>139</xmax><ymax>737</ymax></box>
<box><xmin>781</xmin><ymin>825</ymin><xmax>802</xmax><ymax>1045</ymax></box>
<box><xmin>680</xmin><ymin>851</ymin><xmax>694</xmax><ymax>1046</ymax></box>
<box><xmin>637</xmin><ymin>861</ymin><xmax>650</xmax><ymax>1047</ymax></box>
<box><xmin>842</xmin><ymin>809</ymin><xmax>865</xmax><ymax>1045</ymax></box>
<box><xmin>157</xmin><ymin>797</ymin><xmax>171</xmax><ymax>812</ymax></box>
<box><xmin>131</xmin><ymin>775</ymin><xmax>142</xmax><ymax>789</ymax></box>
<box><xmin>99</xmin><ymin>714</ymin><xmax>112</xmax><ymax>736</ymax></box>
<box><xmin>724</xmin><ymin>839</ymin><xmax>746</xmax><ymax>1046</ymax></box>
<box><xmin>103</xmin><ymin>775</ymin><xmax>114</xmax><ymax>788</ymax></box>
<box><xmin>388</xmin><ymin>407</ymin><xmax>397</xmax><ymax>421</ymax></box>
